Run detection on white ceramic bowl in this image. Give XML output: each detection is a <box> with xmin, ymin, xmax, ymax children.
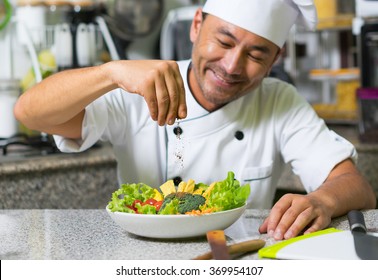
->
<box><xmin>106</xmin><ymin>204</ymin><xmax>247</xmax><ymax>239</ymax></box>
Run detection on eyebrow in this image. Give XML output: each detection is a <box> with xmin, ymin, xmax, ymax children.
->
<box><xmin>217</xmin><ymin>27</ymin><xmax>272</xmax><ymax>55</ymax></box>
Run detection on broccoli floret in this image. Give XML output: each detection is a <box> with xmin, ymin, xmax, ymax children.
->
<box><xmin>177</xmin><ymin>193</ymin><xmax>206</xmax><ymax>214</ymax></box>
<box><xmin>159</xmin><ymin>192</ymin><xmax>206</xmax><ymax>214</ymax></box>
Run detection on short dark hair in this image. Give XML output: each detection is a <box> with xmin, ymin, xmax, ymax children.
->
<box><xmin>202</xmin><ymin>12</ymin><xmax>209</xmax><ymax>21</ymax></box>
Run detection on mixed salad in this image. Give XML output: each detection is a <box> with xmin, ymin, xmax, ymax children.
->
<box><xmin>107</xmin><ymin>171</ymin><xmax>250</xmax><ymax>215</ymax></box>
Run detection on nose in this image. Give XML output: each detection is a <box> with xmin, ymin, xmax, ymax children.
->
<box><xmin>223</xmin><ymin>49</ymin><xmax>245</xmax><ymax>75</ymax></box>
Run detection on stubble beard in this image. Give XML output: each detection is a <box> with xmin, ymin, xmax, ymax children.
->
<box><xmin>192</xmin><ymin>63</ymin><xmax>247</xmax><ymax>108</ymax></box>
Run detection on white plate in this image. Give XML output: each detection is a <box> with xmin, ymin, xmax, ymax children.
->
<box><xmin>106</xmin><ymin>204</ymin><xmax>247</xmax><ymax>239</ymax></box>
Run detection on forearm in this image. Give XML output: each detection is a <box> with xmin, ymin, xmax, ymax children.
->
<box><xmin>14</xmin><ymin>62</ymin><xmax>117</xmax><ymax>137</ymax></box>
<box><xmin>311</xmin><ymin>167</ymin><xmax>377</xmax><ymax>218</ymax></box>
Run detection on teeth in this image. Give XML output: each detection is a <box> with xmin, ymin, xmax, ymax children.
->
<box><xmin>214</xmin><ymin>72</ymin><xmax>233</xmax><ymax>83</ymax></box>
<box><xmin>213</xmin><ymin>70</ymin><xmax>240</xmax><ymax>84</ymax></box>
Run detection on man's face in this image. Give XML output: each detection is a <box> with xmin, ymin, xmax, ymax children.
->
<box><xmin>189</xmin><ymin>10</ymin><xmax>280</xmax><ymax>111</ymax></box>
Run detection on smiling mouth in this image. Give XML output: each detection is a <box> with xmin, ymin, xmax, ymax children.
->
<box><xmin>210</xmin><ymin>69</ymin><xmax>243</xmax><ymax>86</ymax></box>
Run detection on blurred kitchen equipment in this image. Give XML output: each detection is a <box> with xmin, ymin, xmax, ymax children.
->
<box><xmin>160</xmin><ymin>5</ymin><xmax>198</xmax><ymax>60</ymax></box>
<box><xmin>100</xmin><ymin>0</ymin><xmax>164</xmax><ymax>59</ymax></box>
<box><xmin>95</xmin><ymin>15</ymin><xmax>119</xmax><ymax>60</ymax></box>
<box><xmin>0</xmin><ymin>1</ymin><xmax>13</xmax><ymax>79</ymax></box>
<box><xmin>356</xmin><ymin>0</ymin><xmax>378</xmax><ymax>18</ymax></box>
<box><xmin>315</xmin><ymin>0</ymin><xmax>337</xmax><ymax>17</ymax></box>
<box><xmin>63</xmin><ymin>0</ymin><xmax>107</xmax><ymax>67</ymax></box>
<box><xmin>12</xmin><ymin>1</ymin><xmax>118</xmax><ymax>70</ymax></box>
<box><xmin>20</xmin><ymin>49</ymin><xmax>57</xmax><ymax>92</ymax></box>
<box><xmin>353</xmin><ymin>0</ymin><xmax>378</xmax><ymax>67</ymax></box>
<box><xmin>353</xmin><ymin>1</ymin><xmax>378</xmax><ymax>36</ymax></box>
<box><xmin>0</xmin><ymin>133</ymin><xmax>58</xmax><ymax>157</ymax></box>
<box><xmin>0</xmin><ymin>79</ymin><xmax>20</xmax><ymax>138</ymax></box>
<box><xmin>1</xmin><ymin>4</ymin><xmax>42</xmax><ymax>82</ymax></box>
<box><xmin>75</xmin><ymin>22</ymin><xmax>96</xmax><ymax>67</ymax></box>
<box><xmin>0</xmin><ymin>4</ymin><xmax>42</xmax><ymax>138</ymax></box>
<box><xmin>15</xmin><ymin>0</ymin><xmax>47</xmax><ymax>49</ymax></box>
<box><xmin>357</xmin><ymin>88</ymin><xmax>378</xmax><ymax>142</ymax></box>
<box><xmin>43</xmin><ymin>1</ymin><xmax>107</xmax><ymax>69</ymax></box>
<box><xmin>102</xmin><ymin>0</ymin><xmax>163</xmax><ymax>40</ymax></box>
<box><xmin>360</xmin><ymin>21</ymin><xmax>378</xmax><ymax>87</ymax></box>
<box><xmin>313</xmin><ymin>0</ymin><xmax>355</xmax><ymax>29</ymax></box>
<box><xmin>47</xmin><ymin>1</ymin><xmax>121</xmax><ymax>66</ymax></box>
<box><xmin>54</xmin><ymin>22</ymin><xmax>73</xmax><ymax>70</ymax></box>
<box><xmin>44</xmin><ymin>0</ymin><xmax>71</xmax><ymax>26</ymax></box>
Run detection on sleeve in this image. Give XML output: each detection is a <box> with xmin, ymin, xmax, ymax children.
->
<box><xmin>53</xmin><ymin>95</ymin><xmax>110</xmax><ymax>153</ymax></box>
<box><xmin>274</xmin><ymin>84</ymin><xmax>357</xmax><ymax>193</ymax></box>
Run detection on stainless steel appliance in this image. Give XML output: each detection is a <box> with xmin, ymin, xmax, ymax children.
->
<box><xmin>160</xmin><ymin>5</ymin><xmax>198</xmax><ymax>60</ymax></box>
<box><xmin>354</xmin><ymin>1</ymin><xmax>378</xmax><ymax>142</ymax></box>
<box><xmin>101</xmin><ymin>0</ymin><xmax>164</xmax><ymax>59</ymax></box>
<box><xmin>353</xmin><ymin>0</ymin><xmax>378</xmax><ymax>87</ymax></box>
<box><xmin>0</xmin><ymin>134</ymin><xmax>59</xmax><ymax>158</ymax></box>
<box><xmin>360</xmin><ymin>21</ymin><xmax>378</xmax><ymax>87</ymax></box>
<box><xmin>356</xmin><ymin>0</ymin><xmax>378</xmax><ymax>18</ymax></box>
<box><xmin>357</xmin><ymin>88</ymin><xmax>378</xmax><ymax>142</ymax></box>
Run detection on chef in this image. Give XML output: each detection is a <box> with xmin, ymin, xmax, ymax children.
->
<box><xmin>14</xmin><ymin>0</ymin><xmax>376</xmax><ymax>240</ymax></box>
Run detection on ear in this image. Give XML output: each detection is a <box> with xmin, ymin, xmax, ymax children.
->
<box><xmin>272</xmin><ymin>48</ymin><xmax>284</xmax><ymax>65</ymax></box>
<box><xmin>190</xmin><ymin>8</ymin><xmax>204</xmax><ymax>43</ymax></box>
<box><xmin>266</xmin><ymin>48</ymin><xmax>284</xmax><ymax>76</ymax></box>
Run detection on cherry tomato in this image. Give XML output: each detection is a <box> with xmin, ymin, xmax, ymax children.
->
<box><xmin>154</xmin><ymin>201</ymin><xmax>163</xmax><ymax>212</ymax></box>
<box><xmin>144</xmin><ymin>198</ymin><xmax>157</xmax><ymax>206</ymax></box>
<box><xmin>132</xmin><ymin>199</ymin><xmax>143</xmax><ymax>209</ymax></box>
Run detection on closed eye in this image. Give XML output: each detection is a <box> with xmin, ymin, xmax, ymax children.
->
<box><xmin>217</xmin><ymin>39</ymin><xmax>232</xmax><ymax>48</ymax></box>
<box><xmin>248</xmin><ymin>53</ymin><xmax>264</xmax><ymax>61</ymax></box>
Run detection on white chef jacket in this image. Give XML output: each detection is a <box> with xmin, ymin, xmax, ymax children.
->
<box><xmin>54</xmin><ymin>60</ymin><xmax>357</xmax><ymax>208</ymax></box>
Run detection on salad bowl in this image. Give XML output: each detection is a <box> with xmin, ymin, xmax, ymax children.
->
<box><xmin>106</xmin><ymin>203</ymin><xmax>247</xmax><ymax>239</ymax></box>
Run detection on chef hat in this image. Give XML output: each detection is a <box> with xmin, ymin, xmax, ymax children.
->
<box><xmin>202</xmin><ymin>0</ymin><xmax>318</xmax><ymax>47</ymax></box>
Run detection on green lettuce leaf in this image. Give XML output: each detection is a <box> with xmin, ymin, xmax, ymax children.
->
<box><xmin>202</xmin><ymin>171</ymin><xmax>250</xmax><ymax>211</ymax></box>
<box><xmin>107</xmin><ymin>183</ymin><xmax>155</xmax><ymax>212</ymax></box>
<box><xmin>158</xmin><ymin>199</ymin><xmax>179</xmax><ymax>215</ymax></box>
<box><xmin>135</xmin><ymin>203</ymin><xmax>158</xmax><ymax>214</ymax></box>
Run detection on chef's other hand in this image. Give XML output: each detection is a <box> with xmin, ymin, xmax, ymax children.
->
<box><xmin>258</xmin><ymin>193</ymin><xmax>332</xmax><ymax>240</ymax></box>
<box><xmin>111</xmin><ymin>60</ymin><xmax>187</xmax><ymax>126</ymax></box>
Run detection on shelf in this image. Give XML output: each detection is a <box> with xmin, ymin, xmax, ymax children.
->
<box><xmin>312</xmin><ymin>103</ymin><xmax>358</xmax><ymax>125</ymax></box>
<box><xmin>309</xmin><ymin>68</ymin><xmax>360</xmax><ymax>82</ymax></box>
<box><xmin>316</xmin><ymin>14</ymin><xmax>355</xmax><ymax>31</ymax></box>
<box><xmin>286</xmin><ymin>7</ymin><xmax>359</xmax><ymax>125</ymax></box>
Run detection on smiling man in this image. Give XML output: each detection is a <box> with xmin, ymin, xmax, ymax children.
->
<box><xmin>189</xmin><ymin>12</ymin><xmax>281</xmax><ymax>111</ymax></box>
<box><xmin>14</xmin><ymin>0</ymin><xmax>376</xmax><ymax>240</ymax></box>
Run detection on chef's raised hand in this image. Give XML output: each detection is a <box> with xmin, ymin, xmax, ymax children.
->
<box><xmin>112</xmin><ymin>60</ymin><xmax>187</xmax><ymax>125</ymax></box>
<box><xmin>14</xmin><ymin>59</ymin><xmax>188</xmax><ymax>139</ymax></box>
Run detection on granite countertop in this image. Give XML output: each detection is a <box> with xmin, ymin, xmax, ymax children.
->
<box><xmin>1</xmin><ymin>209</ymin><xmax>377</xmax><ymax>260</ymax></box>
<box><xmin>0</xmin><ymin>143</ymin><xmax>119</xmax><ymax>209</ymax></box>
<box><xmin>0</xmin><ymin>144</ymin><xmax>116</xmax><ymax>175</ymax></box>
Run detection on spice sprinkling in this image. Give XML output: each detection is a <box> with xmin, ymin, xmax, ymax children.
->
<box><xmin>174</xmin><ymin>119</ymin><xmax>184</xmax><ymax>170</ymax></box>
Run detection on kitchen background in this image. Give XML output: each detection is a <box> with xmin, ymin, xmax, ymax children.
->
<box><xmin>1</xmin><ymin>0</ymin><xmax>378</xmax><ymax>209</ymax></box>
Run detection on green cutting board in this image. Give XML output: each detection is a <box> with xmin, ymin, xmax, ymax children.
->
<box><xmin>258</xmin><ymin>228</ymin><xmax>366</xmax><ymax>260</ymax></box>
